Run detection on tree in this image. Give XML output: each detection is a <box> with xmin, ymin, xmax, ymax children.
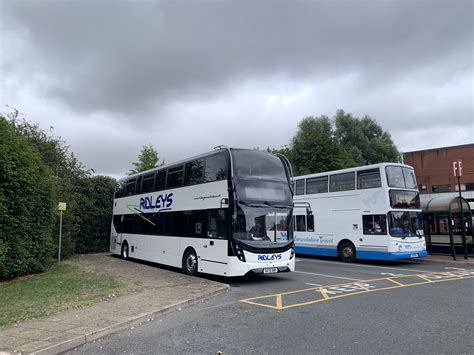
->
<box><xmin>289</xmin><ymin>116</ymin><xmax>356</xmax><ymax>175</ymax></box>
<box><xmin>334</xmin><ymin>110</ymin><xmax>400</xmax><ymax>165</ymax></box>
<box><xmin>129</xmin><ymin>144</ymin><xmax>164</xmax><ymax>175</ymax></box>
<box><xmin>75</xmin><ymin>175</ymin><xmax>117</xmax><ymax>253</ymax></box>
<box><xmin>8</xmin><ymin>115</ymin><xmax>90</xmax><ymax>259</ymax></box>
<box><xmin>0</xmin><ymin>116</ymin><xmax>57</xmax><ymax>279</ymax></box>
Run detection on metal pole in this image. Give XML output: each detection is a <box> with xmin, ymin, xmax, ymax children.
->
<box><xmin>458</xmin><ymin>176</ymin><xmax>468</xmax><ymax>259</ymax></box>
<box><xmin>58</xmin><ymin>210</ymin><xmax>63</xmax><ymax>265</ymax></box>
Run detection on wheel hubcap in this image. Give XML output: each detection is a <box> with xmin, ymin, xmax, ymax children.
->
<box><xmin>187</xmin><ymin>254</ymin><xmax>196</xmax><ymax>271</ymax></box>
<box><xmin>343</xmin><ymin>247</ymin><xmax>353</xmax><ymax>258</ymax></box>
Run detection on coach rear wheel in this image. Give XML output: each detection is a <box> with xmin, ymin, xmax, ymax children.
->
<box><xmin>121</xmin><ymin>242</ymin><xmax>129</xmax><ymax>260</ymax></box>
<box><xmin>182</xmin><ymin>249</ymin><xmax>198</xmax><ymax>276</ymax></box>
<box><xmin>339</xmin><ymin>242</ymin><xmax>356</xmax><ymax>262</ymax></box>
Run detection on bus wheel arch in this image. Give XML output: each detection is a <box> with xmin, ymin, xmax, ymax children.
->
<box><xmin>182</xmin><ymin>247</ymin><xmax>198</xmax><ymax>276</ymax></box>
<box><xmin>337</xmin><ymin>240</ymin><xmax>356</xmax><ymax>262</ymax></box>
<box><xmin>121</xmin><ymin>241</ymin><xmax>129</xmax><ymax>260</ymax></box>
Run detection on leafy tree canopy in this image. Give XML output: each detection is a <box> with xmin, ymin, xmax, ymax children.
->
<box><xmin>129</xmin><ymin>144</ymin><xmax>164</xmax><ymax>175</ymax></box>
<box><xmin>273</xmin><ymin>110</ymin><xmax>400</xmax><ymax>175</ymax></box>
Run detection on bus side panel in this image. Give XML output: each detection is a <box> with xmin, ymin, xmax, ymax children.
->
<box><xmin>122</xmin><ymin>233</ymin><xmax>151</xmax><ymax>261</ymax></box>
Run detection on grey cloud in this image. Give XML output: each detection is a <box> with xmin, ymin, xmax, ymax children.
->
<box><xmin>1</xmin><ymin>0</ymin><xmax>471</xmax><ymax>117</ymax></box>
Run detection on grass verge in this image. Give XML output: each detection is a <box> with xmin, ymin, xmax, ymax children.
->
<box><xmin>0</xmin><ymin>264</ymin><xmax>130</xmax><ymax>327</ymax></box>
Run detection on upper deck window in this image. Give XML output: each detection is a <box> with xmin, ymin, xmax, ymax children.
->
<box><xmin>167</xmin><ymin>165</ymin><xmax>184</xmax><ymax>189</ymax></box>
<box><xmin>386</xmin><ymin>166</ymin><xmax>417</xmax><ymax>189</ymax></box>
<box><xmin>233</xmin><ymin>150</ymin><xmax>287</xmax><ymax>182</ymax></box>
<box><xmin>204</xmin><ymin>153</ymin><xmax>227</xmax><ymax>182</ymax></box>
<box><xmin>357</xmin><ymin>169</ymin><xmax>381</xmax><ymax>189</ymax></box>
<box><xmin>306</xmin><ymin>176</ymin><xmax>328</xmax><ymax>194</ymax></box>
<box><xmin>330</xmin><ymin>172</ymin><xmax>355</xmax><ymax>192</ymax></box>
<box><xmin>295</xmin><ymin>179</ymin><xmax>305</xmax><ymax>195</ymax></box>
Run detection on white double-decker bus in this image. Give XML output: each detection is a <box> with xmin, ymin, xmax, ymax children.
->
<box><xmin>110</xmin><ymin>147</ymin><xmax>297</xmax><ymax>276</ymax></box>
<box><xmin>292</xmin><ymin>163</ymin><xmax>427</xmax><ymax>261</ymax></box>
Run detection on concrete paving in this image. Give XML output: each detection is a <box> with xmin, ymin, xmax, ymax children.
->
<box><xmin>0</xmin><ymin>254</ymin><xmax>229</xmax><ymax>354</ymax></box>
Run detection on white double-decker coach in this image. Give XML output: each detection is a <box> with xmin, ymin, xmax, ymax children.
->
<box><xmin>110</xmin><ymin>147</ymin><xmax>297</xmax><ymax>276</ymax></box>
<box><xmin>292</xmin><ymin>163</ymin><xmax>427</xmax><ymax>262</ymax></box>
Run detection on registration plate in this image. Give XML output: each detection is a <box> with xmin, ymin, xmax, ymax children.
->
<box><xmin>410</xmin><ymin>253</ymin><xmax>419</xmax><ymax>258</ymax></box>
<box><xmin>263</xmin><ymin>267</ymin><xmax>278</xmax><ymax>274</ymax></box>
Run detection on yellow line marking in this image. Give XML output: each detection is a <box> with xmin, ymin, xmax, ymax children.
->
<box><xmin>387</xmin><ymin>278</ymin><xmax>405</xmax><ymax>286</ymax></box>
<box><xmin>275</xmin><ymin>294</ymin><xmax>283</xmax><ymax>309</ymax></box>
<box><xmin>318</xmin><ymin>287</ymin><xmax>330</xmax><ymax>299</ymax></box>
<box><xmin>279</xmin><ymin>276</ymin><xmax>474</xmax><ymax>310</ymax></box>
<box><xmin>417</xmin><ymin>275</ymin><xmax>434</xmax><ymax>282</ymax></box>
<box><xmin>240</xmin><ymin>273</ymin><xmax>474</xmax><ymax>310</ymax></box>
<box><xmin>353</xmin><ymin>282</ymin><xmax>370</xmax><ymax>291</ymax></box>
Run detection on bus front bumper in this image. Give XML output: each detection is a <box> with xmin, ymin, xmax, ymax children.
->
<box><xmin>357</xmin><ymin>250</ymin><xmax>428</xmax><ymax>260</ymax></box>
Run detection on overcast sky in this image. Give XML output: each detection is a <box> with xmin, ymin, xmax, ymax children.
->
<box><xmin>1</xmin><ymin>0</ymin><xmax>472</xmax><ymax>177</ymax></box>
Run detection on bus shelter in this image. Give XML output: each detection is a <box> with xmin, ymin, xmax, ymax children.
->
<box><xmin>421</xmin><ymin>195</ymin><xmax>473</xmax><ymax>260</ymax></box>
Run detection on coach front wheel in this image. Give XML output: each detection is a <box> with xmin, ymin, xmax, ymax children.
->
<box><xmin>121</xmin><ymin>242</ymin><xmax>129</xmax><ymax>260</ymax></box>
<box><xmin>338</xmin><ymin>242</ymin><xmax>356</xmax><ymax>262</ymax></box>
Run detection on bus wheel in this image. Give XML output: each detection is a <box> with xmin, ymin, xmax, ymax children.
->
<box><xmin>121</xmin><ymin>242</ymin><xmax>129</xmax><ymax>260</ymax></box>
<box><xmin>338</xmin><ymin>242</ymin><xmax>356</xmax><ymax>262</ymax></box>
<box><xmin>182</xmin><ymin>249</ymin><xmax>198</xmax><ymax>276</ymax></box>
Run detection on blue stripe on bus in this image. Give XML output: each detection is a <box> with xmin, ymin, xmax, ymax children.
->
<box><xmin>356</xmin><ymin>250</ymin><xmax>428</xmax><ymax>260</ymax></box>
<box><xmin>295</xmin><ymin>246</ymin><xmax>428</xmax><ymax>260</ymax></box>
<box><xmin>295</xmin><ymin>246</ymin><xmax>338</xmax><ymax>257</ymax></box>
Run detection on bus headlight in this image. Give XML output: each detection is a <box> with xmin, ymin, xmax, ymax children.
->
<box><xmin>290</xmin><ymin>245</ymin><xmax>295</xmax><ymax>260</ymax></box>
<box><xmin>234</xmin><ymin>243</ymin><xmax>246</xmax><ymax>262</ymax></box>
<box><xmin>398</xmin><ymin>245</ymin><xmax>403</xmax><ymax>252</ymax></box>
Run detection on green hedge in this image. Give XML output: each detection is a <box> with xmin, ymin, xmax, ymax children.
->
<box><xmin>0</xmin><ymin>117</ymin><xmax>57</xmax><ymax>280</ymax></box>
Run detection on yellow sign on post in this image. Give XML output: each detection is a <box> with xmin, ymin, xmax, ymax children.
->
<box><xmin>58</xmin><ymin>202</ymin><xmax>67</xmax><ymax>211</ymax></box>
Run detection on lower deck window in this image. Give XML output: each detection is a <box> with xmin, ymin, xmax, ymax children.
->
<box><xmin>362</xmin><ymin>214</ymin><xmax>387</xmax><ymax>235</ymax></box>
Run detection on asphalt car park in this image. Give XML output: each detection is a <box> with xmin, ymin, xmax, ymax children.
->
<box><xmin>71</xmin><ymin>256</ymin><xmax>474</xmax><ymax>354</ymax></box>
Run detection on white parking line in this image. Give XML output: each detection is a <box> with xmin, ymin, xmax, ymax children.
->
<box><xmin>305</xmin><ymin>282</ymin><xmax>323</xmax><ymax>286</ymax></box>
<box><xmin>294</xmin><ymin>270</ymin><xmax>364</xmax><ymax>281</ymax></box>
<box><xmin>297</xmin><ymin>258</ymin><xmax>431</xmax><ymax>274</ymax></box>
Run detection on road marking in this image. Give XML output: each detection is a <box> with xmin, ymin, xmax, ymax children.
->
<box><xmin>305</xmin><ymin>282</ymin><xmax>323</xmax><ymax>287</ymax></box>
<box><xmin>294</xmin><ymin>270</ymin><xmax>364</xmax><ymax>281</ymax></box>
<box><xmin>240</xmin><ymin>270</ymin><xmax>474</xmax><ymax>310</ymax></box>
<box><xmin>297</xmin><ymin>258</ymin><xmax>431</xmax><ymax>273</ymax></box>
<box><xmin>387</xmin><ymin>278</ymin><xmax>404</xmax><ymax>286</ymax></box>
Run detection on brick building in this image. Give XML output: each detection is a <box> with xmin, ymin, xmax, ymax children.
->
<box><xmin>403</xmin><ymin>144</ymin><xmax>474</xmax><ymax>199</ymax></box>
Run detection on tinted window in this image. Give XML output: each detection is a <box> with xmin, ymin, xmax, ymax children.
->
<box><xmin>357</xmin><ymin>169</ymin><xmax>381</xmax><ymax>189</ymax></box>
<box><xmin>330</xmin><ymin>172</ymin><xmax>355</xmax><ymax>192</ymax></box>
<box><xmin>306</xmin><ymin>176</ymin><xmax>328</xmax><ymax>194</ymax></box>
<box><xmin>135</xmin><ymin>176</ymin><xmax>142</xmax><ymax>194</ymax></box>
<box><xmin>115</xmin><ymin>180</ymin><xmax>127</xmax><ymax>198</ymax></box>
<box><xmin>232</xmin><ymin>150</ymin><xmax>287</xmax><ymax>182</ymax></box>
<box><xmin>205</xmin><ymin>154</ymin><xmax>227</xmax><ymax>181</ymax></box>
<box><xmin>141</xmin><ymin>173</ymin><xmax>155</xmax><ymax>193</ymax></box>
<box><xmin>295</xmin><ymin>179</ymin><xmax>305</xmax><ymax>195</ymax></box>
<box><xmin>207</xmin><ymin>209</ymin><xmax>229</xmax><ymax>239</ymax></box>
<box><xmin>126</xmin><ymin>179</ymin><xmax>136</xmax><ymax>196</ymax></box>
<box><xmin>184</xmin><ymin>159</ymin><xmax>205</xmax><ymax>186</ymax></box>
<box><xmin>155</xmin><ymin>170</ymin><xmax>166</xmax><ymax>191</ymax></box>
<box><xmin>167</xmin><ymin>166</ymin><xmax>184</xmax><ymax>189</ymax></box>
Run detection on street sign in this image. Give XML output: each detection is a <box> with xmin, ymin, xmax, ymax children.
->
<box><xmin>58</xmin><ymin>202</ymin><xmax>67</xmax><ymax>211</ymax></box>
<box><xmin>453</xmin><ymin>160</ymin><xmax>463</xmax><ymax>177</ymax></box>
